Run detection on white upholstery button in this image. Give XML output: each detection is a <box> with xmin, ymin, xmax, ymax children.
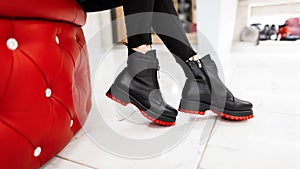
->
<box><xmin>70</xmin><ymin>120</ymin><xmax>74</xmax><ymax>127</ymax></box>
<box><xmin>55</xmin><ymin>36</ymin><xmax>60</xmax><ymax>44</ymax></box>
<box><xmin>45</xmin><ymin>88</ymin><xmax>52</xmax><ymax>98</ymax></box>
<box><xmin>6</xmin><ymin>38</ymin><xmax>18</xmax><ymax>50</ymax></box>
<box><xmin>34</xmin><ymin>147</ymin><xmax>41</xmax><ymax>157</ymax></box>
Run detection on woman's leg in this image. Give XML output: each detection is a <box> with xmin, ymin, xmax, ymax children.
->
<box><xmin>112</xmin><ymin>0</ymin><xmax>253</xmax><ymax>122</ymax></box>
<box><xmin>151</xmin><ymin>0</ymin><xmax>253</xmax><ymax>120</ymax></box>
<box><xmin>123</xmin><ymin>0</ymin><xmax>154</xmax><ymax>49</ymax></box>
<box><xmin>152</xmin><ymin>0</ymin><xmax>197</xmax><ymax>61</ymax></box>
<box><xmin>123</xmin><ymin>0</ymin><xmax>196</xmax><ymax>59</ymax></box>
<box><xmin>106</xmin><ymin>0</ymin><xmax>178</xmax><ymax>126</ymax></box>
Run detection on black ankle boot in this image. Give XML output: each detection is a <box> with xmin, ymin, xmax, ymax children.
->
<box><xmin>106</xmin><ymin>50</ymin><xmax>178</xmax><ymax>126</ymax></box>
<box><xmin>179</xmin><ymin>55</ymin><xmax>253</xmax><ymax>120</ymax></box>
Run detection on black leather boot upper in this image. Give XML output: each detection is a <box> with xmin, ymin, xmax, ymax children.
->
<box><xmin>108</xmin><ymin>50</ymin><xmax>178</xmax><ymax>123</ymax></box>
<box><xmin>181</xmin><ymin>55</ymin><xmax>253</xmax><ymax>115</ymax></box>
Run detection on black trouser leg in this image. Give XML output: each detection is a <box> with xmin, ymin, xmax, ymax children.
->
<box><xmin>152</xmin><ymin>0</ymin><xmax>197</xmax><ymax>61</ymax></box>
<box><xmin>123</xmin><ymin>0</ymin><xmax>155</xmax><ymax>48</ymax></box>
<box><xmin>77</xmin><ymin>0</ymin><xmax>197</xmax><ymax>60</ymax></box>
<box><xmin>123</xmin><ymin>0</ymin><xmax>196</xmax><ymax>61</ymax></box>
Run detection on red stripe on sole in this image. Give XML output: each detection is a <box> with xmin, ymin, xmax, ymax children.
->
<box><xmin>179</xmin><ymin>108</ymin><xmax>254</xmax><ymax>121</ymax></box>
<box><xmin>178</xmin><ymin>109</ymin><xmax>205</xmax><ymax>115</ymax></box>
<box><xmin>106</xmin><ymin>93</ymin><xmax>128</xmax><ymax>106</ymax></box>
<box><xmin>139</xmin><ymin>110</ymin><xmax>175</xmax><ymax>126</ymax></box>
<box><xmin>106</xmin><ymin>93</ymin><xmax>175</xmax><ymax>126</ymax></box>
<box><xmin>218</xmin><ymin>113</ymin><xmax>254</xmax><ymax>121</ymax></box>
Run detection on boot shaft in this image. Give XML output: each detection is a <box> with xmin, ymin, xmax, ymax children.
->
<box><xmin>127</xmin><ymin>49</ymin><xmax>159</xmax><ymax>77</ymax></box>
<box><xmin>182</xmin><ymin>59</ymin><xmax>210</xmax><ymax>101</ymax></box>
<box><xmin>113</xmin><ymin>50</ymin><xmax>161</xmax><ymax>93</ymax></box>
<box><xmin>107</xmin><ymin>49</ymin><xmax>178</xmax><ymax>124</ymax></box>
<box><xmin>183</xmin><ymin>55</ymin><xmax>227</xmax><ymax>107</ymax></box>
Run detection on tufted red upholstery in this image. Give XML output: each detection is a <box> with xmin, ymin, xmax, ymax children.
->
<box><xmin>0</xmin><ymin>1</ymin><xmax>91</xmax><ymax>168</ymax></box>
<box><xmin>0</xmin><ymin>0</ymin><xmax>86</xmax><ymax>26</ymax></box>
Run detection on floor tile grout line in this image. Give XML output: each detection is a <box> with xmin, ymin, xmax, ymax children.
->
<box><xmin>55</xmin><ymin>155</ymin><xmax>98</xmax><ymax>169</ymax></box>
<box><xmin>256</xmin><ymin>111</ymin><xmax>300</xmax><ymax>117</ymax></box>
<box><xmin>196</xmin><ymin>117</ymin><xmax>218</xmax><ymax>169</ymax></box>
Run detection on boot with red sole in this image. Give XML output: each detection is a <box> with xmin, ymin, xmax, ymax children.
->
<box><xmin>106</xmin><ymin>49</ymin><xmax>178</xmax><ymax>126</ymax></box>
<box><xmin>179</xmin><ymin>55</ymin><xmax>254</xmax><ymax>121</ymax></box>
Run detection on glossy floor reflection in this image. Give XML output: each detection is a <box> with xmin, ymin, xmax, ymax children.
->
<box><xmin>42</xmin><ymin>41</ymin><xmax>300</xmax><ymax>169</ymax></box>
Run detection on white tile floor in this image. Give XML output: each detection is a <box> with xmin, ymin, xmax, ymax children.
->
<box><xmin>42</xmin><ymin>41</ymin><xmax>300</xmax><ymax>169</ymax></box>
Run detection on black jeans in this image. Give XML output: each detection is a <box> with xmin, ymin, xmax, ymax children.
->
<box><xmin>123</xmin><ymin>0</ymin><xmax>196</xmax><ymax>61</ymax></box>
<box><xmin>78</xmin><ymin>0</ymin><xmax>197</xmax><ymax>61</ymax></box>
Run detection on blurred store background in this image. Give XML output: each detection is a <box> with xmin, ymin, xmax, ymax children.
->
<box><xmin>83</xmin><ymin>0</ymin><xmax>300</xmax><ymax>48</ymax></box>
<box><xmin>82</xmin><ymin>0</ymin><xmax>300</xmax><ymax>79</ymax></box>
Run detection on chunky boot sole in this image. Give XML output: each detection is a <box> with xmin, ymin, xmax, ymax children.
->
<box><xmin>106</xmin><ymin>85</ymin><xmax>176</xmax><ymax>126</ymax></box>
<box><xmin>179</xmin><ymin>98</ymin><xmax>254</xmax><ymax>121</ymax></box>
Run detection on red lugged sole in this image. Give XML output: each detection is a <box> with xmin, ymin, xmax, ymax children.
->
<box><xmin>179</xmin><ymin>109</ymin><xmax>254</xmax><ymax>121</ymax></box>
<box><xmin>106</xmin><ymin>93</ymin><xmax>175</xmax><ymax>126</ymax></box>
<box><xmin>178</xmin><ymin>109</ymin><xmax>205</xmax><ymax>115</ymax></box>
<box><xmin>215</xmin><ymin>112</ymin><xmax>254</xmax><ymax>121</ymax></box>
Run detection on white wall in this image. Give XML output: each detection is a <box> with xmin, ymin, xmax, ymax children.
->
<box><xmin>233</xmin><ymin>1</ymin><xmax>250</xmax><ymax>41</ymax></box>
<box><xmin>83</xmin><ymin>10</ymin><xmax>113</xmax><ymax>49</ymax></box>
<box><xmin>250</xmin><ymin>2</ymin><xmax>300</xmax><ymax>25</ymax></box>
<box><xmin>196</xmin><ymin>0</ymin><xmax>239</xmax><ymax>82</ymax></box>
<box><xmin>82</xmin><ymin>10</ymin><xmax>115</xmax><ymax>82</ymax></box>
<box><xmin>196</xmin><ymin>0</ymin><xmax>238</xmax><ymax>54</ymax></box>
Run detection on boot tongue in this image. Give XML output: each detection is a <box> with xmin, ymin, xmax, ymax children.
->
<box><xmin>200</xmin><ymin>54</ymin><xmax>227</xmax><ymax>109</ymax></box>
<box><xmin>127</xmin><ymin>50</ymin><xmax>159</xmax><ymax>77</ymax></box>
<box><xmin>128</xmin><ymin>50</ymin><xmax>158</xmax><ymax>64</ymax></box>
<box><xmin>145</xmin><ymin>50</ymin><xmax>157</xmax><ymax>58</ymax></box>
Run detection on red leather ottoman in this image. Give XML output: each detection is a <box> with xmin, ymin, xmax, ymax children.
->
<box><xmin>0</xmin><ymin>0</ymin><xmax>91</xmax><ymax>168</ymax></box>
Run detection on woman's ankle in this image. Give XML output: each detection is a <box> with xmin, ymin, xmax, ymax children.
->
<box><xmin>187</xmin><ymin>55</ymin><xmax>199</xmax><ymax>61</ymax></box>
<box><xmin>132</xmin><ymin>44</ymin><xmax>151</xmax><ymax>54</ymax></box>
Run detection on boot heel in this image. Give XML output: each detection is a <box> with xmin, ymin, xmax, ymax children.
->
<box><xmin>179</xmin><ymin>98</ymin><xmax>210</xmax><ymax>115</ymax></box>
<box><xmin>106</xmin><ymin>86</ymin><xmax>130</xmax><ymax>106</ymax></box>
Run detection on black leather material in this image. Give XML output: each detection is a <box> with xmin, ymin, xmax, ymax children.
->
<box><xmin>107</xmin><ymin>50</ymin><xmax>178</xmax><ymax>122</ymax></box>
<box><xmin>180</xmin><ymin>55</ymin><xmax>253</xmax><ymax>116</ymax></box>
<box><xmin>200</xmin><ymin>55</ymin><xmax>227</xmax><ymax>110</ymax></box>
